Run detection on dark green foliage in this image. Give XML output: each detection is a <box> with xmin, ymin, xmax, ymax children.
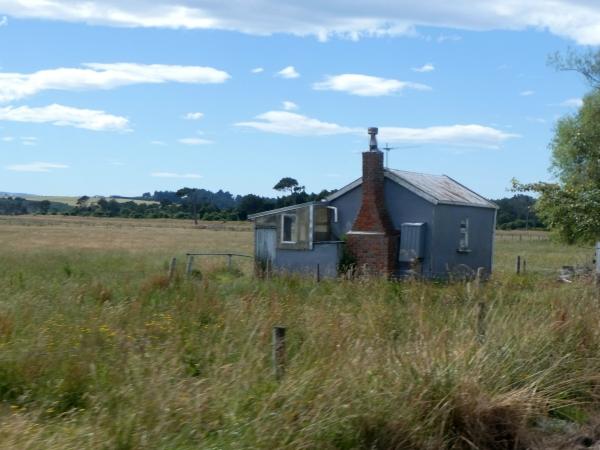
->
<box><xmin>492</xmin><ymin>195</ymin><xmax>545</xmax><ymax>230</ymax></box>
<box><xmin>337</xmin><ymin>239</ymin><xmax>356</xmax><ymax>274</ymax></box>
<box><xmin>273</xmin><ymin>177</ymin><xmax>300</xmax><ymax>194</ymax></box>
<box><xmin>0</xmin><ymin>197</ymin><xmax>69</xmax><ymax>215</ymax></box>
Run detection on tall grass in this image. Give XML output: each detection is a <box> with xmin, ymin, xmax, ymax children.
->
<box><xmin>0</xmin><ymin>218</ymin><xmax>598</xmax><ymax>449</ymax></box>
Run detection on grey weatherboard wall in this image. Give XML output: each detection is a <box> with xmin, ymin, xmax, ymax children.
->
<box><xmin>273</xmin><ymin>243</ymin><xmax>342</xmax><ymax>278</ymax></box>
<box><xmin>430</xmin><ymin>204</ymin><xmax>496</xmax><ymax>277</ymax></box>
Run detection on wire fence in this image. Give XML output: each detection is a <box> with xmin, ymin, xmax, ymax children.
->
<box><xmin>495</xmin><ymin>232</ymin><xmax>550</xmax><ymax>241</ymax></box>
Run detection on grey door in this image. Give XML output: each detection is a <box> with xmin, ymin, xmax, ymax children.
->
<box><xmin>255</xmin><ymin>228</ymin><xmax>276</xmax><ymax>266</ymax></box>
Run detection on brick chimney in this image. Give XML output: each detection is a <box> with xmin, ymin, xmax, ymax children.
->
<box><xmin>346</xmin><ymin>127</ymin><xmax>397</xmax><ymax>276</ymax></box>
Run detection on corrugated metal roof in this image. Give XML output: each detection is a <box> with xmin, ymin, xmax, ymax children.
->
<box><xmin>326</xmin><ymin>169</ymin><xmax>497</xmax><ymax>209</ymax></box>
<box><xmin>247</xmin><ymin>201</ymin><xmax>322</xmax><ymax>220</ymax></box>
<box><xmin>386</xmin><ymin>169</ymin><xmax>497</xmax><ymax>209</ymax></box>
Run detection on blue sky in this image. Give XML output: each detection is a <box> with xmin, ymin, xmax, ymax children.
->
<box><xmin>0</xmin><ymin>1</ymin><xmax>594</xmax><ymax>199</ymax></box>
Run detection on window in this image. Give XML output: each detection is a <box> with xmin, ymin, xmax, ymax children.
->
<box><xmin>458</xmin><ymin>218</ymin><xmax>470</xmax><ymax>252</ymax></box>
<box><xmin>281</xmin><ymin>214</ymin><xmax>297</xmax><ymax>243</ymax></box>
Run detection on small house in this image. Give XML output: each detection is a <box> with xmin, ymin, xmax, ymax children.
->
<box><xmin>249</xmin><ymin>128</ymin><xmax>497</xmax><ymax>279</ymax></box>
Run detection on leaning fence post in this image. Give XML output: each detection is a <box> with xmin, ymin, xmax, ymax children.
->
<box><xmin>168</xmin><ymin>257</ymin><xmax>177</xmax><ymax>280</ymax></box>
<box><xmin>272</xmin><ymin>326</ymin><xmax>286</xmax><ymax>380</ymax></box>
<box><xmin>516</xmin><ymin>255</ymin><xmax>521</xmax><ymax>275</ymax></box>
<box><xmin>186</xmin><ymin>255</ymin><xmax>194</xmax><ymax>276</ymax></box>
<box><xmin>477</xmin><ymin>301</ymin><xmax>487</xmax><ymax>343</ymax></box>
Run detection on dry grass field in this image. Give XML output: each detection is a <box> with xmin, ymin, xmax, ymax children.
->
<box><xmin>0</xmin><ymin>215</ymin><xmax>251</xmax><ymax>251</ymax></box>
<box><xmin>0</xmin><ymin>216</ymin><xmax>598</xmax><ymax>449</ymax></box>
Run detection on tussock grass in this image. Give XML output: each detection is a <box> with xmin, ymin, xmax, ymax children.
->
<box><xmin>0</xmin><ymin>217</ymin><xmax>598</xmax><ymax>449</ymax></box>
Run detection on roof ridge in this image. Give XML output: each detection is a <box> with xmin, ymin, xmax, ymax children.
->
<box><xmin>387</xmin><ymin>168</ymin><xmax>444</xmax><ymax>177</ymax></box>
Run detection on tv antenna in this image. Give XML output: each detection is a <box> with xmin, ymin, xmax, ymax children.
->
<box><xmin>381</xmin><ymin>143</ymin><xmax>422</xmax><ymax>168</ymax></box>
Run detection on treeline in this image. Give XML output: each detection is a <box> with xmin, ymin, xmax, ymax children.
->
<box><xmin>491</xmin><ymin>194</ymin><xmax>545</xmax><ymax>230</ymax></box>
<box><xmin>68</xmin><ymin>189</ymin><xmax>333</xmax><ymax>221</ymax></box>
<box><xmin>0</xmin><ymin>187</ymin><xmax>334</xmax><ymax>221</ymax></box>
<box><xmin>1</xmin><ymin>190</ymin><xmax>544</xmax><ymax>229</ymax></box>
<box><xmin>0</xmin><ymin>197</ymin><xmax>70</xmax><ymax>215</ymax></box>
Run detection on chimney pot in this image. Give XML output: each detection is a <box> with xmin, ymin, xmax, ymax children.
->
<box><xmin>368</xmin><ymin>127</ymin><xmax>379</xmax><ymax>151</ymax></box>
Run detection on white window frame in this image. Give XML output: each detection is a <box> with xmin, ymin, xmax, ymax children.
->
<box><xmin>281</xmin><ymin>213</ymin><xmax>297</xmax><ymax>244</ymax></box>
<box><xmin>459</xmin><ymin>218</ymin><xmax>470</xmax><ymax>251</ymax></box>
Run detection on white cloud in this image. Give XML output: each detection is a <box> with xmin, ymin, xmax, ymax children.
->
<box><xmin>313</xmin><ymin>74</ymin><xmax>431</xmax><ymax>96</ymax></box>
<box><xmin>1</xmin><ymin>136</ymin><xmax>39</xmax><ymax>145</ymax></box>
<box><xmin>561</xmin><ymin>97</ymin><xmax>583</xmax><ymax>108</ymax></box>
<box><xmin>282</xmin><ymin>101</ymin><xmax>298</xmax><ymax>111</ymax></box>
<box><xmin>437</xmin><ymin>34</ymin><xmax>462</xmax><ymax>43</ymax></box>
<box><xmin>6</xmin><ymin>161</ymin><xmax>68</xmax><ymax>172</ymax></box>
<box><xmin>178</xmin><ymin>137</ymin><xmax>213</xmax><ymax>145</ymax></box>
<box><xmin>4</xmin><ymin>1</ymin><xmax>600</xmax><ymax>44</ymax></box>
<box><xmin>276</xmin><ymin>66</ymin><xmax>300</xmax><ymax>79</ymax></box>
<box><xmin>0</xmin><ymin>63</ymin><xmax>230</xmax><ymax>102</ymax></box>
<box><xmin>0</xmin><ymin>15</ymin><xmax>6</xmax><ymax>27</ymax></box>
<box><xmin>520</xmin><ymin>90</ymin><xmax>535</xmax><ymax>96</ymax></box>
<box><xmin>251</xmin><ymin>67</ymin><xmax>264</xmax><ymax>73</ymax></box>
<box><xmin>151</xmin><ymin>172</ymin><xmax>202</xmax><ymax>179</ymax></box>
<box><xmin>20</xmin><ymin>136</ymin><xmax>37</xmax><ymax>146</ymax></box>
<box><xmin>236</xmin><ymin>111</ymin><xmax>354</xmax><ymax>136</ymax></box>
<box><xmin>236</xmin><ymin>110</ymin><xmax>519</xmax><ymax>147</ymax></box>
<box><xmin>184</xmin><ymin>112</ymin><xmax>204</xmax><ymax>120</ymax></box>
<box><xmin>412</xmin><ymin>63</ymin><xmax>435</xmax><ymax>73</ymax></box>
<box><xmin>0</xmin><ymin>104</ymin><xmax>130</xmax><ymax>131</ymax></box>
<box><xmin>379</xmin><ymin>125</ymin><xmax>519</xmax><ymax>148</ymax></box>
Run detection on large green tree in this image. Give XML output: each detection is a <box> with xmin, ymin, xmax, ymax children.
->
<box><xmin>273</xmin><ymin>177</ymin><xmax>302</xmax><ymax>195</ymax></box>
<box><xmin>514</xmin><ymin>90</ymin><xmax>600</xmax><ymax>243</ymax></box>
<box><xmin>176</xmin><ymin>187</ymin><xmax>201</xmax><ymax>225</ymax></box>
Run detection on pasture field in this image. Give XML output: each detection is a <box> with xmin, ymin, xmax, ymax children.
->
<box><xmin>0</xmin><ymin>216</ymin><xmax>599</xmax><ymax>449</ymax></box>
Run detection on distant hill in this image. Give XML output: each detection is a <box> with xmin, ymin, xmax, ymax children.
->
<box><xmin>0</xmin><ymin>192</ymin><xmax>33</xmax><ymax>197</ymax></box>
<box><xmin>0</xmin><ymin>193</ymin><xmax>157</xmax><ymax>206</ymax></box>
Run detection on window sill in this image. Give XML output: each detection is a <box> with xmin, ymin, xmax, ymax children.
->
<box><xmin>457</xmin><ymin>248</ymin><xmax>472</xmax><ymax>254</ymax></box>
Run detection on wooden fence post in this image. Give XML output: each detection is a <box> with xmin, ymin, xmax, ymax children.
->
<box><xmin>475</xmin><ymin>267</ymin><xmax>484</xmax><ymax>289</ymax></box>
<box><xmin>272</xmin><ymin>326</ymin><xmax>286</xmax><ymax>380</ymax></box>
<box><xmin>168</xmin><ymin>257</ymin><xmax>177</xmax><ymax>280</ymax></box>
<box><xmin>595</xmin><ymin>242</ymin><xmax>600</xmax><ymax>286</ymax></box>
<box><xmin>523</xmin><ymin>259</ymin><xmax>527</xmax><ymax>274</ymax></box>
<box><xmin>477</xmin><ymin>301</ymin><xmax>487</xmax><ymax>343</ymax></box>
<box><xmin>186</xmin><ymin>255</ymin><xmax>194</xmax><ymax>276</ymax></box>
<box><xmin>316</xmin><ymin>264</ymin><xmax>320</xmax><ymax>283</ymax></box>
<box><xmin>516</xmin><ymin>255</ymin><xmax>521</xmax><ymax>275</ymax></box>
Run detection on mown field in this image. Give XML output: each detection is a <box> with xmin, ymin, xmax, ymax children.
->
<box><xmin>0</xmin><ymin>216</ymin><xmax>598</xmax><ymax>449</ymax></box>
